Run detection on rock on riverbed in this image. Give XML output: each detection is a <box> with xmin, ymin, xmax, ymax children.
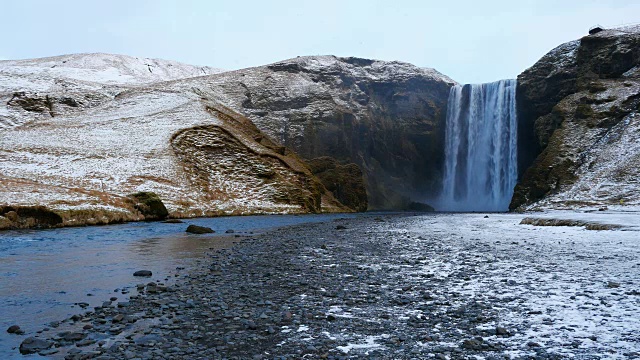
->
<box><xmin>132</xmin><ymin>270</ymin><xmax>152</xmax><ymax>277</ymax></box>
<box><xmin>185</xmin><ymin>225</ymin><xmax>215</xmax><ymax>234</ymax></box>
<box><xmin>19</xmin><ymin>337</ymin><xmax>52</xmax><ymax>354</ymax></box>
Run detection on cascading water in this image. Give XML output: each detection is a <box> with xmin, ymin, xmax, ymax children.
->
<box><xmin>439</xmin><ymin>79</ymin><xmax>517</xmax><ymax>212</ymax></box>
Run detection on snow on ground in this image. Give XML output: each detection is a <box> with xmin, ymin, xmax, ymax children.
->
<box><xmin>0</xmin><ymin>90</ymin><xmax>214</xmax><ymax>209</ymax></box>
<box><xmin>534</xmin><ymin>104</ymin><xmax>640</xmax><ymax>210</ymax></box>
<box><xmin>0</xmin><ymin>53</ymin><xmax>315</xmax><ymax>218</ymax></box>
<box><xmin>410</xmin><ymin>213</ymin><xmax>640</xmax><ymax>358</ymax></box>
<box><xmin>336</xmin><ymin>335</ymin><xmax>388</xmax><ymax>354</ymax></box>
<box><xmin>262</xmin><ymin>212</ymin><xmax>639</xmax><ymax>358</ymax></box>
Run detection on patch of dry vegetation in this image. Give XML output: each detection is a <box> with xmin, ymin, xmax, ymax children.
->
<box><xmin>520</xmin><ymin>217</ymin><xmax>621</xmax><ymax>230</ymax></box>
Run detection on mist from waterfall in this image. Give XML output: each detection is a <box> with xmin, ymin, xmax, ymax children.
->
<box><xmin>439</xmin><ymin>79</ymin><xmax>517</xmax><ymax>212</ymax></box>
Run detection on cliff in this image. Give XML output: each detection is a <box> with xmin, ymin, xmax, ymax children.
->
<box><xmin>183</xmin><ymin>55</ymin><xmax>455</xmax><ymax>209</ymax></box>
<box><xmin>2</xmin><ymin>53</ymin><xmax>456</xmax><ymax>229</ymax></box>
<box><xmin>512</xmin><ymin>26</ymin><xmax>640</xmax><ymax>210</ymax></box>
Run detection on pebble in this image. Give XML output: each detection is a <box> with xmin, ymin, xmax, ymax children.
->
<box><xmin>6</xmin><ymin>325</ymin><xmax>23</xmax><ymax>334</ymax></box>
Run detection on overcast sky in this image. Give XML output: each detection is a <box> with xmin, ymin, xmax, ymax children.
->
<box><xmin>2</xmin><ymin>0</ymin><xmax>639</xmax><ymax>83</ymax></box>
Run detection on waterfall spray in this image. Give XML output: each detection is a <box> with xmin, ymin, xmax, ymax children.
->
<box><xmin>439</xmin><ymin>79</ymin><xmax>517</xmax><ymax>212</ymax></box>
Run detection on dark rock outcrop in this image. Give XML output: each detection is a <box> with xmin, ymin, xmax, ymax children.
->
<box><xmin>197</xmin><ymin>56</ymin><xmax>455</xmax><ymax>210</ymax></box>
<box><xmin>407</xmin><ymin>201</ymin><xmax>435</xmax><ymax>212</ymax></box>
<box><xmin>305</xmin><ymin>156</ymin><xmax>368</xmax><ymax>212</ymax></box>
<box><xmin>0</xmin><ymin>205</ymin><xmax>63</xmax><ymax>229</ymax></box>
<box><xmin>129</xmin><ymin>192</ymin><xmax>169</xmax><ymax>220</ymax></box>
<box><xmin>516</xmin><ymin>40</ymin><xmax>580</xmax><ymax>176</ymax></box>
<box><xmin>7</xmin><ymin>92</ymin><xmax>55</xmax><ymax>115</ymax></box>
<box><xmin>512</xmin><ymin>27</ymin><xmax>640</xmax><ymax>210</ymax></box>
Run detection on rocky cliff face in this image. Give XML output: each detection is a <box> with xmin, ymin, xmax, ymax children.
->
<box><xmin>185</xmin><ymin>56</ymin><xmax>455</xmax><ymax>209</ymax></box>
<box><xmin>512</xmin><ymin>26</ymin><xmax>640</xmax><ymax>210</ymax></box>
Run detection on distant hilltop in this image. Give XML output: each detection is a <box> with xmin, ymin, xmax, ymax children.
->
<box><xmin>0</xmin><ymin>52</ymin><xmax>225</xmax><ymax>88</ymax></box>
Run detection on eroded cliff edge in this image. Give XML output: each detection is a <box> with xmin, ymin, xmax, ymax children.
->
<box><xmin>512</xmin><ymin>26</ymin><xmax>640</xmax><ymax>210</ymax></box>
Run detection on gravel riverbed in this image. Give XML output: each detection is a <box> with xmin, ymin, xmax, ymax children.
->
<box><xmin>10</xmin><ymin>213</ymin><xmax>640</xmax><ymax>359</ymax></box>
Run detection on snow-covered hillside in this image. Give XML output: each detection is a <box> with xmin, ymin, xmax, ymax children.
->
<box><xmin>0</xmin><ymin>53</ymin><xmax>224</xmax><ymax>90</ymax></box>
<box><xmin>0</xmin><ymin>53</ymin><xmax>348</xmax><ymax>229</ymax></box>
<box><xmin>0</xmin><ymin>53</ymin><xmax>225</xmax><ymax>131</ymax></box>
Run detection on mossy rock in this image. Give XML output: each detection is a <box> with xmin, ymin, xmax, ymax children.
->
<box><xmin>129</xmin><ymin>192</ymin><xmax>169</xmax><ymax>220</ymax></box>
<box><xmin>306</xmin><ymin>157</ymin><xmax>368</xmax><ymax>212</ymax></box>
<box><xmin>588</xmin><ymin>82</ymin><xmax>607</xmax><ymax>93</ymax></box>
<box><xmin>575</xmin><ymin>104</ymin><xmax>594</xmax><ymax>119</ymax></box>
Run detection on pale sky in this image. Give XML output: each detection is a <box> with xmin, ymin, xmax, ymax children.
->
<box><xmin>2</xmin><ymin>0</ymin><xmax>639</xmax><ymax>84</ymax></box>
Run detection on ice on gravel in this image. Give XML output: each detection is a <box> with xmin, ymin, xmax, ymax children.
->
<box><xmin>411</xmin><ymin>213</ymin><xmax>640</xmax><ymax>358</ymax></box>
<box><xmin>283</xmin><ymin>212</ymin><xmax>640</xmax><ymax>358</ymax></box>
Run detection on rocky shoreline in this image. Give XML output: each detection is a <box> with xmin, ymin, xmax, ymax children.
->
<box><xmin>8</xmin><ymin>213</ymin><xmax>640</xmax><ymax>359</ymax></box>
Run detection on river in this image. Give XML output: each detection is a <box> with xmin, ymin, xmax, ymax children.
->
<box><xmin>0</xmin><ymin>213</ymin><xmax>359</xmax><ymax>359</ymax></box>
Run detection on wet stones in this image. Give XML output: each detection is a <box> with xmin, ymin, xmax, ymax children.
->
<box><xmin>75</xmin><ymin>338</ymin><xmax>96</xmax><ymax>347</ymax></box>
<box><xmin>462</xmin><ymin>338</ymin><xmax>484</xmax><ymax>350</ymax></box>
<box><xmin>146</xmin><ymin>282</ymin><xmax>158</xmax><ymax>293</ymax></box>
<box><xmin>19</xmin><ymin>337</ymin><xmax>53</xmax><ymax>354</ymax></box>
<box><xmin>60</xmin><ymin>331</ymin><xmax>86</xmax><ymax>342</ymax></box>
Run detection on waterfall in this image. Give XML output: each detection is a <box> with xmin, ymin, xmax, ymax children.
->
<box><xmin>439</xmin><ymin>79</ymin><xmax>517</xmax><ymax>212</ymax></box>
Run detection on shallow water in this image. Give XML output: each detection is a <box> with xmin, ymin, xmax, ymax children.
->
<box><xmin>0</xmin><ymin>213</ymin><xmax>358</xmax><ymax>358</ymax></box>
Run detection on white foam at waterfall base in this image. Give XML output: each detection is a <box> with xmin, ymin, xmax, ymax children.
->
<box><xmin>438</xmin><ymin>79</ymin><xmax>517</xmax><ymax>212</ymax></box>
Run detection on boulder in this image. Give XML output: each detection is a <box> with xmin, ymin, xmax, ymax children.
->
<box><xmin>129</xmin><ymin>192</ymin><xmax>169</xmax><ymax>220</ymax></box>
<box><xmin>19</xmin><ymin>337</ymin><xmax>52</xmax><ymax>355</ymax></box>
<box><xmin>6</xmin><ymin>325</ymin><xmax>22</xmax><ymax>334</ymax></box>
<box><xmin>133</xmin><ymin>270</ymin><xmax>153</xmax><ymax>277</ymax></box>
<box><xmin>186</xmin><ymin>224</ymin><xmax>215</xmax><ymax>234</ymax></box>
